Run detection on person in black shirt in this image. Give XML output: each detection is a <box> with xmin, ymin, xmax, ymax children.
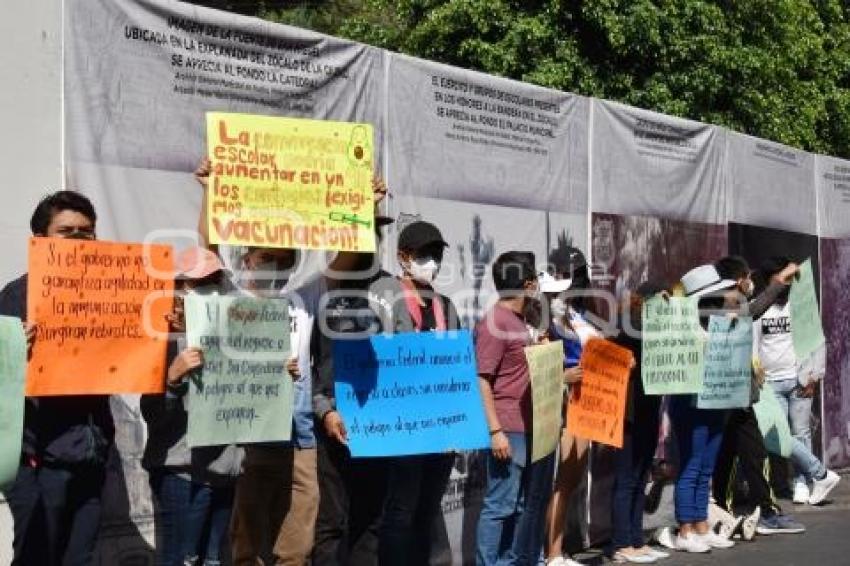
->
<box><xmin>0</xmin><ymin>191</ymin><xmax>114</xmax><ymax>566</ymax></box>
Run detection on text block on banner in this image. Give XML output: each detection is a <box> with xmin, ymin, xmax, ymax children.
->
<box><xmin>790</xmin><ymin>259</ymin><xmax>825</xmax><ymax>360</ymax></box>
<box><xmin>0</xmin><ymin>316</ymin><xmax>27</xmax><ymax>490</ymax></box>
<box><xmin>526</xmin><ymin>341</ymin><xmax>565</xmax><ymax>462</ymax></box>
<box><xmin>698</xmin><ymin>316</ymin><xmax>753</xmax><ymax>409</ymax></box>
<box><xmin>641</xmin><ymin>296</ymin><xmax>705</xmax><ymax>395</ymax></box>
<box><xmin>567</xmin><ymin>339</ymin><xmax>632</xmax><ymax>448</ymax></box>
<box><xmin>27</xmin><ymin>238</ymin><xmax>174</xmax><ymax>395</ymax></box>
<box><xmin>206</xmin><ymin>112</ymin><xmax>376</xmax><ymax>252</ymax></box>
<box><xmin>184</xmin><ymin>294</ymin><xmax>293</xmax><ymax>448</ymax></box>
<box><xmin>333</xmin><ymin>331</ymin><xmax>489</xmax><ymax>457</ymax></box>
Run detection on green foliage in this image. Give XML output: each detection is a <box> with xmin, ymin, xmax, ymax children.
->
<box><xmin>195</xmin><ymin>0</ymin><xmax>850</xmax><ymax>158</ymax></box>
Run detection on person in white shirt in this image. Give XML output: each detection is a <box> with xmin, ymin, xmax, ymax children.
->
<box><xmin>754</xmin><ymin>257</ymin><xmax>839</xmax><ymax>506</ymax></box>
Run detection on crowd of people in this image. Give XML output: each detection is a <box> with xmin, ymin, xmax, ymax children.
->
<box><xmin>0</xmin><ymin>167</ymin><xmax>842</xmax><ymax>566</ymax></box>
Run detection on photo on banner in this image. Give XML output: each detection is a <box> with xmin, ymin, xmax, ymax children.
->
<box><xmin>697</xmin><ymin>316</ymin><xmax>753</xmax><ymax>410</ymax></box>
<box><xmin>206</xmin><ymin>112</ymin><xmax>376</xmax><ymax>252</ymax></box>
<box><xmin>641</xmin><ymin>296</ymin><xmax>705</xmax><ymax>395</ymax></box>
<box><xmin>333</xmin><ymin>330</ymin><xmax>488</xmax><ymax>457</ymax></box>
<box><xmin>526</xmin><ymin>340</ymin><xmax>565</xmax><ymax>462</ymax></box>
<box><xmin>184</xmin><ymin>294</ymin><xmax>293</xmax><ymax>447</ymax></box>
<box><xmin>566</xmin><ymin>339</ymin><xmax>632</xmax><ymax>448</ymax></box>
<box><xmin>0</xmin><ymin>316</ymin><xmax>27</xmax><ymax>491</ymax></box>
<box><xmin>26</xmin><ymin>238</ymin><xmax>174</xmax><ymax>396</ymax></box>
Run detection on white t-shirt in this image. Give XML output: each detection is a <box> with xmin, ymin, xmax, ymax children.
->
<box><xmin>754</xmin><ymin>303</ymin><xmax>796</xmax><ymax>382</ymax></box>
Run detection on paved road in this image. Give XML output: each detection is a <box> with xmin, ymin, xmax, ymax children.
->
<box><xmin>574</xmin><ymin>474</ymin><xmax>850</xmax><ymax>565</ymax></box>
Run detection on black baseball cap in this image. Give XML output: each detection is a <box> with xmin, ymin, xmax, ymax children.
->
<box><xmin>397</xmin><ymin>221</ymin><xmax>448</xmax><ymax>251</ymax></box>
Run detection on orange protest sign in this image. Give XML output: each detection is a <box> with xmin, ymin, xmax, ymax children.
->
<box><xmin>566</xmin><ymin>338</ymin><xmax>633</xmax><ymax>448</ymax></box>
<box><xmin>26</xmin><ymin>238</ymin><xmax>174</xmax><ymax>395</ymax></box>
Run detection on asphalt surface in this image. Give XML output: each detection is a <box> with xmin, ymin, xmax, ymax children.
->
<box><xmin>573</xmin><ymin>472</ymin><xmax>850</xmax><ymax>565</ymax></box>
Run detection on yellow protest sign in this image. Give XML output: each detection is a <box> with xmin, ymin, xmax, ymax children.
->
<box><xmin>526</xmin><ymin>341</ymin><xmax>565</xmax><ymax>462</ymax></box>
<box><xmin>206</xmin><ymin>112</ymin><xmax>376</xmax><ymax>252</ymax></box>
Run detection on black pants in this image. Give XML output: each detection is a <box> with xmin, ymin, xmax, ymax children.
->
<box><xmin>611</xmin><ymin>397</ymin><xmax>660</xmax><ymax>551</ymax></box>
<box><xmin>712</xmin><ymin>408</ymin><xmax>779</xmax><ymax>517</ymax></box>
<box><xmin>6</xmin><ymin>464</ymin><xmax>104</xmax><ymax>566</ymax></box>
<box><xmin>313</xmin><ymin>433</ymin><xmax>388</xmax><ymax>566</ymax></box>
<box><xmin>379</xmin><ymin>454</ymin><xmax>454</xmax><ymax>566</ymax></box>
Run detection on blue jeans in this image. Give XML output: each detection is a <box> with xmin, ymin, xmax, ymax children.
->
<box><xmin>476</xmin><ymin>433</ymin><xmax>555</xmax><ymax>566</ymax></box>
<box><xmin>150</xmin><ymin>470</ymin><xmax>234</xmax><ymax>566</ymax></box>
<box><xmin>771</xmin><ymin>378</ymin><xmax>826</xmax><ymax>484</ymax></box>
<box><xmin>669</xmin><ymin>397</ymin><xmax>725</xmax><ymax>524</ymax></box>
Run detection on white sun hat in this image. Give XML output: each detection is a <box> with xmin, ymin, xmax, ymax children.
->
<box><xmin>681</xmin><ymin>264</ymin><xmax>736</xmax><ymax>298</ymax></box>
<box><xmin>538</xmin><ymin>271</ymin><xmax>572</xmax><ymax>294</ymax></box>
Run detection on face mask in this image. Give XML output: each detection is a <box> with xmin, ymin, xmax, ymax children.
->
<box><xmin>550</xmin><ymin>296</ymin><xmax>568</xmax><ymax>319</ymax></box>
<box><xmin>407</xmin><ymin>256</ymin><xmax>440</xmax><ymax>284</ymax></box>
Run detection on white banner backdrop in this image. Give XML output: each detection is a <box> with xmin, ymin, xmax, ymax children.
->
<box><xmin>388</xmin><ymin>54</ymin><xmax>589</xmax><ymax>214</ymax></box>
<box><xmin>726</xmin><ymin>132</ymin><xmax>817</xmax><ymax>234</ymax></box>
<box><xmin>590</xmin><ymin>99</ymin><xmax>726</xmax><ymax>224</ymax></box>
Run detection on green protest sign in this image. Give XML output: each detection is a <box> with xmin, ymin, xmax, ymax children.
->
<box><xmin>0</xmin><ymin>316</ymin><xmax>27</xmax><ymax>491</ymax></box>
<box><xmin>641</xmin><ymin>296</ymin><xmax>705</xmax><ymax>395</ymax></box>
<box><xmin>753</xmin><ymin>382</ymin><xmax>793</xmax><ymax>457</ymax></box>
<box><xmin>698</xmin><ymin>316</ymin><xmax>753</xmax><ymax>409</ymax></box>
<box><xmin>789</xmin><ymin>259</ymin><xmax>825</xmax><ymax>360</ymax></box>
<box><xmin>526</xmin><ymin>341</ymin><xmax>564</xmax><ymax>462</ymax></box>
<box><xmin>184</xmin><ymin>295</ymin><xmax>293</xmax><ymax>447</ymax></box>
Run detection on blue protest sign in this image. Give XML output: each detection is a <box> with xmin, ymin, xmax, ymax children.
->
<box><xmin>333</xmin><ymin>330</ymin><xmax>490</xmax><ymax>457</ymax></box>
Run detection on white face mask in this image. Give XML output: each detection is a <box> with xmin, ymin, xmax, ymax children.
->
<box><xmin>406</xmin><ymin>256</ymin><xmax>440</xmax><ymax>284</ymax></box>
<box><xmin>550</xmin><ymin>296</ymin><xmax>568</xmax><ymax>319</ymax></box>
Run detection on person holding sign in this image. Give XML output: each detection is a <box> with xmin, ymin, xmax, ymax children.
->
<box><xmin>376</xmin><ymin>221</ymin><xmax>463</xmax><ymax>566</ymax></box>
<box><xmin>539</xmin><ymin>248</ymin><xmax>601</xmax><ymax>566</ymax></box>
<box><xmin>710</xmin><ymin>256</ymin><xmax>805</xmax><ymax>537</ymax></box>
<box><xmin>474</xmin><ymin>251</ymin><xmax>556</xmax><ymax>566</ymax></box>
<box><xmin>311</xmin><ymin>218</ymin><xmax>397</xmax><ymax>565</ymax></box>
<box><xmin>0</xmin><ymin>191</ymin><xmax>114</xmax><ymax>566</ymax></box>
<box><xmin>141</xmin><ymin>247</ymin><xmax>244</xmax><ymax>566</ymax></box>
<box><xmin>608</xmin><ymin>282</ymin><xmax>669</xmax><ymax>564</ymax></box>
<box><xmin>667</xmin><ymin>265</ymin><xmax>736</xmax><ymax>554</ymax></box>
<box><xmin>754</xmin><ymin>257</ymin><xmax>840</xmax><ymax>507</ymax></box>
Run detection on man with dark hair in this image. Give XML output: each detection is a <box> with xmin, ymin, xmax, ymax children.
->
<box><xmin>475</xmin><ymin>251</ymin><xmax>556</xmax><ymax>565</ymax></box>
<box><xmin>0</xmin><ymin>190</ymin><xmax>114</xmax><ymax>565</ymax></box>
<box><xmin>711</xmin><ymin>255</ymin><xmax>806</xmax><ymax>537</ymax></box>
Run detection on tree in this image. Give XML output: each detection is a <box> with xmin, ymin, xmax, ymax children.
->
<box><xmin>192</xmin><ymin>0</ymin><xmax>850</xmax><ymax>158</ymax></box>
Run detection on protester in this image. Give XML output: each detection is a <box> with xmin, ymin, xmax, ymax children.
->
<box><xmin>710</xmin><ymin>256</ymin><xmax>805</xmax><ymax>537</ymax></box>
<box><xmin>193</xmin><ymin>160</ymin><xmax>324</xmax><ymax>565</ymax></box>
<box><xmin>755</xmin><ymin>257</ymin><xmax>840</xmax><ymax>506</ymax></box>
<box><xmin>668</xmin><ymin>265</ymin><xmax>737</xmax><ymax>553</ymax></box>
<box><xmin>377</xmin><ymin>221</ymin><xmax>462</xmax><ymax>566</ymax></box>
<box><xmin>542</xmin><ymin>248</ymin><xmax>599</xmax><ymax>566</ymax></box>
<box><xmin>140</xmin><ymin>246</ymin><xmax>244</xmax><ymax>566</ymax></box>
<box><xmin>0</xmin><ymin>191</ymin><xmax>115</xmax><ymax>565</ymax></box>
<box><xmin>608</xmin><ymin>282</ymin><xmax>670</xmax><ymax>564</ymax></box>
<box><xmin>311</xmin><ymin>217</ymin><xmax>395</xmax><ymax>565</ymax></box>
<box><xmin>475</xmin><ymin>251</ymin><xmax>556</xmax><ymax>566</ymax></box>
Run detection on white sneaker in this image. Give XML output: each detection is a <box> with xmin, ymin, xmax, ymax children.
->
<box><xmin>698</xmin><ymin>531</ymin><xmax>735</xmax><ymax>549</ymax></box>
<box><xmin>655</xmin><ymin>527</ymin><xmax>678</xmax><ymax>551</ymax></box>
<box><xmin>642</xmin><ymin>547</ymin><xmax>671</xmax><ymax>560</ymax></box>
<box><xmin>612</xmin><ymin>550</ymin><xmax>657</xmax><ymax>564</ymax></box>
<box><xmin>562</xmin><ymin>559</ymin><xmax>585</xmax><ymax>566</ymax></box>
<box><xmin>793</xmin><ymin>481</ymin><xmax>811</xmax><ymax>504</ymax></box>
<box><xmin>809</xmin><ymin>470</ymin><xmax>841</xmax><ymax>505</ymax></box>
<box><xmin>546</xmin><ymin>557</ymin><xmax>584</xmax><ymax>566</ymax></box>
<box><xmin>740</xmin><ymin>507</ymin><xmax>761</xmax><ymax>541</ymax></box>
<box><xmin>675</xmin><ymin>533</ymin><xmax>711</xmax><ymax>553</ymax></box>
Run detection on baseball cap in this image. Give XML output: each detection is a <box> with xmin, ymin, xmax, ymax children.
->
<box><xmin>397</xmin><ymin>221</ymin><xmax>448</xmax><ymax>251</ymax></box>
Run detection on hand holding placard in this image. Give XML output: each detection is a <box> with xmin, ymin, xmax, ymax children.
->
<box><xmin>567</xmin><ymin>339</ymin><xmax>633</xmax><ymax>448</ymax></box>
<box><xmin>26</xmin><ymin>238</ymin><xmax>174</xmax><ymax>395</ymax></box>
<box><xmin>641</xmin><ymin>296</ymin><xmax>705</xmax><ymax>395</ymax></box>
